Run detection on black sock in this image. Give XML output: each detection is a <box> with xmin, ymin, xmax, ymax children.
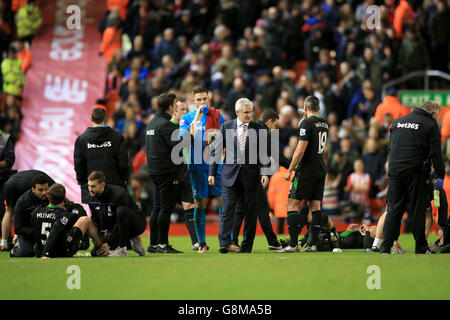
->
<box><xmin>278</xmin><ymin>218</ymin><xmax>285</xmax><ymax>234</ymax></box>
<box><xmin>311</xmin><ymin>211</ymin><xmax>321</xmax><ymax>246</ymax></box>
<box><xmin>65</xmin><ymin>227</ymin><xmax>83</xmax><ymax>257</ymax></box>
<box><xmin>184</xmin><ymin>208</ymin><xmax>198</xmax><ymax>245</ymax></box>
<box><xmin>297</xmin><ymin>206</ymin><xmax>308</xmax><ymax>238</ymax></box>
<box><xmin>287</xmin><ymin>211</ymin><xmax>300</xmax><ymax>247</ymax></box>
<box><xmin>330</xmin><ymin>226</ymin><xmax>336</xmax><ymax>234</ymax></box>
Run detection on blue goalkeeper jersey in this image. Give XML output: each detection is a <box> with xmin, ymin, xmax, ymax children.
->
<box><xmin>180</xmin><ymin>110</ymin><xmax>224</xmax><ymax>173</ymax></box>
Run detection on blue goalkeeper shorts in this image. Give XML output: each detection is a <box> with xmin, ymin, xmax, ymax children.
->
<box><xmin>189</xmin><ymin>171</ymin><xmax>222</xmax><ymax>199</ymax></box>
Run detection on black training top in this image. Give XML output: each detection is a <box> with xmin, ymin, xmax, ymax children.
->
<box><xmin>83</xmin><ymin>184</ymin><xmax>143</xmax><ymax>232</ymax></box>
<box><xmin>74</xmin><ymin>126</ymin><xmax>129</xmax><ymax>187</ymax></box>
<box><xmin>145</xmin><ymin>111</ymin><xmax>182</xmax><ymax>177</ymax></box>
<box><xmin>388</xmin><ymin>108</ymin><xmax>444</xmax><ymax>179</ymax></box>
<box><xmin>13</xmin><ymin>189</ymin><xmax>49</xmax><ymax>239</ymax></box>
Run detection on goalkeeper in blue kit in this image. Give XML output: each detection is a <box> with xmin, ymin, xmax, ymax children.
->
<box><xmin>179</xmin><ymin>86</ymin><xmax>224</xmax><ymax>253</ymax></box>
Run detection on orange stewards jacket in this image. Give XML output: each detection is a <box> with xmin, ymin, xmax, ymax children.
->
<box><xmin>107</xmin><ymin>0</ymin><xmax>130</xmax><ymax>20</ymax></box>
<box><xmin>267</xmin><ymin>167</ymin><xmax>294</xmax><ymax>218</ymax></box>
<box><xmin>374</xmin><ymin>96</ymin><xmax>409</xmax><ymax>123</ymax></box>
<box><xmin>100</xmin><ymin>26</ymin><xmax>122</xmax><ymax>64</ymax></box>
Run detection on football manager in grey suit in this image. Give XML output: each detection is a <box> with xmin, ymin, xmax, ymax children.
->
<box><xmin>208</xmin><ymin>98</ymin><xmax>270</xmax><ymax>253</ymax></box>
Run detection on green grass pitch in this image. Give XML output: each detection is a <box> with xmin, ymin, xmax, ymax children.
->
<box><xmin>1</xmin><ymin>234</ymin><xmax>449</xmax><ymax>300</ymax></box>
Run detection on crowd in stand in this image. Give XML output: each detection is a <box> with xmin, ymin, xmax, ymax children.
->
<box><xmin>2</xmin><ymin>0</ymin><xmax>450</xmax><ymax>227</ymax></box>
<box><xmin>96</xmin><ymin>0</ymin><xmax>450</xmax><ymax>225</ymax></box>
<box><xmin>0</xmin><ymin>0</ymin><xmax>41</xmax><ymax>144</ymax></box>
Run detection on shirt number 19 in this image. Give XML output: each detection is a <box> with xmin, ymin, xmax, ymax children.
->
<box><xmin>318</xmin><ymin>132</ymin><xmax>327</xmax><ymax>154</ymax></box>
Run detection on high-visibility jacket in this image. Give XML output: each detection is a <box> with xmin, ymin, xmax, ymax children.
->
<box><xmin>17</xmin><ymin>4</ymin><xmax>43</xmax><ymax>38</ymax></box>
<box><xmin>16</xmin><ymin>48</ymin><xmax>32</xmax><ymax>73</ymax></box>
<box><xmin>100</xmin><ymin>26</ymin><xmax>122</xmax><ymax>63</ymax></box>
<box><xmin>267</xmin><ymin>167</ymin><xmax>294</xmax><ymax>218</ymax></box>
<box><xmin>1</xmin><ymin>58</ymin><xmax>25</xmax><ymax>96</ymax></box>
<box><xmin>107</xmin><ymin>0</ymin><xmax>130</xmax><ymax>20</ymax></box>
<box><xmin>393</xmin><ymin>0</ymin><xmax>414</xmax><ymax>39</ymax></box>
<box><xmin>374</xmin><ymin>96</ymin><xmax>409</xmax><ymax>123</ymax></box>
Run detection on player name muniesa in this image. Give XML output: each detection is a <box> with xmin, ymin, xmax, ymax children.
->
<box><xmin>36</xmin><ymin>212</ymin><xmax>56</xmax><ymax>219</ymax></box>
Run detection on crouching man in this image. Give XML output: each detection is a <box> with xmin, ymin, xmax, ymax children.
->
<box><xmin>84</xmin><ymin>171</ymin><xmax>147</xmax><ymax>257</ymax></box>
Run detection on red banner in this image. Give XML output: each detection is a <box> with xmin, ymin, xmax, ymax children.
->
<box><xmin>14</xmin><ymin>0</ymin><xmax>106</xmax><ymax>203</ymax></box>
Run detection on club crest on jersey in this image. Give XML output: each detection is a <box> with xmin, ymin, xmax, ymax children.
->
<box><xmin>61</xmin><ymin>216</ymin><xmax>69</xmax><ymax>225</ymax></box>
<box><xmin>300</xmin><ymin>128</ymin><xmax>306</xmax><ymax>136</ymax></box>
<box><xmin>107</xmin><ymin>206</ymin><xmax>113</xmax><ymax>217</ymax></box>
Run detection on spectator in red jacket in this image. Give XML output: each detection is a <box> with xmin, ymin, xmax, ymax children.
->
<box><xmin>393</xmin><ymin>0</ymin><xmax>414</xmax><ymax>39</ymax></box>
<box><xmin>374</xmin><ymin>88</ymin><xmax>409</xmax><ymax>123</ymax></box>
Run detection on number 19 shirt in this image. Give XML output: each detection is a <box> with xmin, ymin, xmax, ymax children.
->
<box><xmin>295</xmin><ymin>115</ymin><xmax>329</xmax><ymax>180</ymax></box>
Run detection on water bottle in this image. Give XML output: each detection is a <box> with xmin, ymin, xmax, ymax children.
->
<box><xmin>201</xmin><ymin>105</ymin><xmax>209</xmax><ymax>114</ymax></box>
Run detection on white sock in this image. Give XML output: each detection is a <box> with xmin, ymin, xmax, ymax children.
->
<box><xmin>373</xmin><ymin>238</ymin><xmax>381</xmax><ymax>248</ymax></box>
<box><xmin>1</xmin><ymin>240</ymin><xmax>7</xmax><ymax>247</ymax></box>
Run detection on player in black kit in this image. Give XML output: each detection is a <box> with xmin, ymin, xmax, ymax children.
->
<box><xmin>277</xmin><ymin>96</ymin><xmax>329</xmax><ymax>253</ymax></box>
<box><xmin>64</xmin><ymin>198</ymin><xmax>91</xmax><ymax>250</ymax></box>
<box><xmin>31</xmin><ymin>184</ymin><xmax>104</xmax><ymax>258</ymax></box>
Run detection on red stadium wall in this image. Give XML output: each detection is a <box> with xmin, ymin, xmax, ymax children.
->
<box><xmin>14</xmin><ymin>0</ymin><xmax>106</xmax><ymax>203</ymax></box>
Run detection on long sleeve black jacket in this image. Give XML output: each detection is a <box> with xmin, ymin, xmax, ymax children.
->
<box><xmin>74</xmin><ymin>126</ymin><xmax>129</xmax><ymax>187</ymax></box>
<box><xmin>145</xmin><ymin>111</ymin><xmax>181</xmax><ymax>177</ymax></box>
<box><xmin>388</xmin><ymin>108</ymin><xmax>444</xmax><ymax>179</ymax></box>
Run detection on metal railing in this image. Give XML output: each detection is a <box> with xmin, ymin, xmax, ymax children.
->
<box><xmin>381</xmin><ymin>70</ymin><xmax>450</xmax><ymax>98</ymax></box>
